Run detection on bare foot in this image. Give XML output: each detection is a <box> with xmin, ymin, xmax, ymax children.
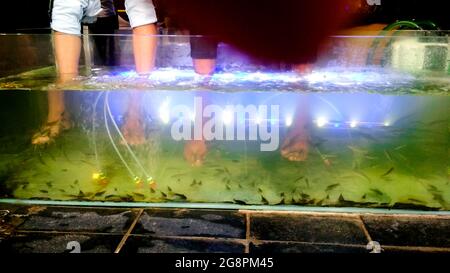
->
<box><xmin>121</xmin><ymin>115</ymin><xmax>145</xmax><ymax>146</ymax></box>
<box><xmin>193</xmin><ymin>59</ymin><xmax>216</xmax><ymax>75</ymax></box>
<box><xmin>31</xmin><ymin>112</ymin><xmax>72</xmax><ymax>145</ymax></box>
<box><xmin>184</xmin><ymin>140</ymin><xmax>207</xmax><ymax>167</ymax></box>
<box><xmin>293</xmin><ymin>63</ymin><xmax>313</xmax><ymax>75</ymax></box>
<box><xmin>281</xmin><ymin>132</ymin><xmax>309</xmax><ymax>161</ymax></box>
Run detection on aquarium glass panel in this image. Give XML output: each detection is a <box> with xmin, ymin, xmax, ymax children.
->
<box><xmin>0</xmin><ymin>33</ymin><xmax>449</xmax><ymax>211</ymax></box>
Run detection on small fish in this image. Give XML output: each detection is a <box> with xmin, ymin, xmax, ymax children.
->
<box><xmin>348</xmin><ymin>145</ymin><xmax>367</xmax><ymax>154</ymax></box>
<box><xmin>370</xmin><ymin>189</ymin><xmax>384</xmax><ymax>196</ymax></box>
<box><xmin>40</xmin><ymin>190</ymin><xmax>48</xmax><ymax>194</ymax></box>
<box><xmin>408</xmin><ymin>198</ymin><xmax>424</xmax><ymax>204</ymax></box>
<box><xmin>353</xmin><ymin>171</ymin><xmax>371</xmax><ymax>182</ymax></box>
<box><xmin>300</xmin><ymin>193</ymin><xmax>310</xmax><ymax>200</ymax></box>
<box><xmin>305</xmin><ymin>178</ymin><xmax>310</xmax><ymax>188</ymax></box>
<box><xmin>431</xmin><ymin>192</ymin><xmax>445</xmax><ymax>204</ymax></box>
<box><xmin>238</xmin><ymin>184</ymin><xmax>243</xmax><ymax>189</ymax></box>
<box><xmin>261</xmin><ymin>195</ymin><xmax>269</xmax><ymax>204</ymax></box>
<box><xmin>59</xmin><ymin>189</ymin><xmax>66</xmax><ymax>193</ymax></box>
<box><xmin>61</xmin><ymin>169</ymin><xmax>68</xmax><ymax>172</ymax></box>
<box><xmin>198</xmin><ymin>181</ymin><xmax>202</xmax><ymax>186</ymax></box>
<box><xmin>258</xmin><ymin>188</ymin><xmax>263</xmax><ymax>193</ymax></box>
<box><xmin>232</xmin><ymin>159</ymin><xmax>239</xmax><ymax>163</ymax></box>
<box><xmin>325</xmin><ymin>183</ymin><xmax>340</xmax><ymax>191</ymax></box>
<box><xmin>381</xmin><ymin>167</ymin><xmax>394</xmax><ymax>177</ymax></box>
<box><xmin>384</xmin><ymin>150</ymin><xmax>393</xmax><ymax>162</ymax></box>
<box><xmin>293</xmin><ymin>176</ymin><xmax>304</xmax><ymax>183</ymax></box>
<box><xmin>105</xmin><ymin>195</ymin><xmax>117</xmax><ymax>199</ymax></box>
<box><xmin>173</xmin><ymin>193</ymin><xmax>187</xmax><ymax>201</ymax></box>
<box><xmin>362</xmin><ymin>194</ymin><xmax>367</xmax><ymax>199</ymax></box>
<box><xmin>132</xmin><ymin>192</ymin><xmax>145</xmax><ymax>198</ymax></box>
<box><xmin>70</xmin><ymin>185</ymin><xmax>75</xmax><ymax>189</ymax></box>
<box><xmin>46</xmin><ymin>182</ymin><xmax>53</xmax><ymax>188</ymax></box>
<box><xmin>233</xmin><ymin>199</ymin><xmax>247</xmax><ymax>205</ymax></box>
<box><xmin>226</xmin><ymin>185</ymin><xmax>231</xmax><ymax>190</ymax></box>
<box><xmin>150</xmin><ymin>188</ymin><xmax>155</xmax><ymax>193</ymax></box>
<box><xmin>171</xmin><ymin>173</ymin><xmax>188</xmax><ymax>178</ymax></box>
<box><xmin>114</xmin><ymin>188</ymin><xmax>118</xmax><ymax>191</ymax></box>
<box><xmin>394</xmin><ymin>145</ymin><xmax>407</xmax><ymax>150</ymax></box>
<box><xmin>94</xmin><ymin>191</ymin><xmax>106</xmax><ymax>197</ymax></box>
<box><xmin>167</xmin><ymin>186</ymin><xmax>173</xmax><ymax>192</ymax></box>
<box><xmin>280</xmin><ymin>192</ymin><xmax>285</xmax><ymax>198</ymax></box>
<box><xmin>74</xmin><ymin>180</ymin><xmax>79</xmax><ymax>185</ymax></box>
<box><xmin>160</xmin><ymin>191</ymin><xmax>167</xmax><ymax>198</ymax></box>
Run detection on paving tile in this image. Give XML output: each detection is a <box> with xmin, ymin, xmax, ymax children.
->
<box><xmin>250</xmin><ymin>241</ymin><xmax>368</xmax><ymax>253</ymax></box>
<box><xmin>250</xmin><ymin>214</ymin><xmax>368</xmax><ymax>245</ymax></box>
<box><xmin>362</xmin><ymin>215</ymin><xmax>450</xmax><ymax>248</ymax></box>
<box><xmin>121</xmin><ymin>235</ymin><xmax>245</xmax><ymax>253</ymax></box>
<box><xmin>133</xmin><ymin>209</ymin><xmax>246</xmax><ymax>239</ymax></box>
<box><xmin>16</xmin><ymin>206</ymin><xmax>138</xmax><ymax>234</ymax></box>
<box><xmin>0</xmin><ymin>232</ymin><xmax>122</xmax><ymax>253</ymax></box>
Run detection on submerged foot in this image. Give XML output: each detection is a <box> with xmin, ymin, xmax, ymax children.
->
<box><xmin>184</xmin><ymin>140</ymin><xmax>207</xmax><ymax>167</ymax></box>
<box><xmin>121</xmin><ymin>115</ymin><xmax>146</xmax><ymax>146</ymax></box>
<box><xmin>31</xmin><ymin>112</ymin><xmax>72</xmax><ymax>145</ymax></box>
<box><xmin>281</xmin><ymin>132</ymin><xmax>309</xmax><ymax>162</ymax></box>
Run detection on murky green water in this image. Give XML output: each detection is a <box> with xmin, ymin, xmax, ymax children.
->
<box><xmin>0</xmin><ymin>67</ymin><xmax>449</xmax><ymax>210</ymax></box>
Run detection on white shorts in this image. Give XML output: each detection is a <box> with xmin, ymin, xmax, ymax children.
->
<box><xmin>51</xmin><ymin>0</ymin><xmax>157</xmax><ymax>35</ymax></box>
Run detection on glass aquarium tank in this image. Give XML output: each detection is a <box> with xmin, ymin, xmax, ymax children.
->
<box><xmin>0</xmin><ymin>31</ymin><xmax>449</xmax><ymax>212</ymax></box>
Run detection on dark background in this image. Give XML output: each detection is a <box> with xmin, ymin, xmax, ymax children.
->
<box><xmin>0</xmin><ymin>0</ymin><xmax>448</xmax><ymax>33</ymax></box>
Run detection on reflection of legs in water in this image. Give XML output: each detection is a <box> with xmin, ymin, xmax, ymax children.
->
<box><xmin>281</xmin><ymin>98</ymin><xmax>310</xmax><ymax>161</ymax></box>
<box><xmin>184</xmin><ymin>93</ymin><xmax>209</xmax><ymax>167</ymax></box>
<box><xmin>121</xmin><ymin>91</ymin><xmax>146</xmax><ymax>146</ymax></box>
<box><xmin>184</xmin><ymin>140</ymin><xmax>208</xmax><ymax>167</ymax></box>
<box><xmin>32</xmin><ymin>32</ymin><xmax>80</xmax><ymax>145</ymax></box>
<box><xmin>121</xmin><ymin>23</ymin><xmax>157</xmax><ymax>145</ymax></box>
<box><xmin>183</xmin><ymin>37</ymin><xmax>218</xmax><ymax>165</ymax></box>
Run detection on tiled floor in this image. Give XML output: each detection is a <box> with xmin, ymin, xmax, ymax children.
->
<box><xmin>1</xmin><ymin>204</ymin><xmax>449</xmax><ymax>253</ymax></box>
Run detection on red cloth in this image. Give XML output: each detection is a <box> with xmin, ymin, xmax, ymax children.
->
<box><xmin>158</xmin><ymin>0</ymin><xmax>350</xmax><ymax>64</ymax></box>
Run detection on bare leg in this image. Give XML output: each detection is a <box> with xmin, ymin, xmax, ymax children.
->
<box><xmin>32</xmin><ymin>32</ymin><xmax>80</xmax><ymax>145</ymax></box>
<box><xmin>121</xmin><ymin>24</ymin><xmax>158</xmax><ymax>145</ymax></box>
<box><xmin>132</xmin><ymin>24</ymin><xmax>157</xmax><ymax>74</ymax></box>
<box><xmin>193</xmin><ymin>59</ymin><xmax>216</xmax><ymax>75</ymax></box>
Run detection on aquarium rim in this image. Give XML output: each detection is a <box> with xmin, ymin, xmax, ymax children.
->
<box><xmin>1</xmin><ymin>199</ymin><xmax>449</xmax><ymax>216</ymax></box>
<box><xmin>1</xmin><ymin>31</ymin><xmax>449</xmax><ymax>38</ymax></box>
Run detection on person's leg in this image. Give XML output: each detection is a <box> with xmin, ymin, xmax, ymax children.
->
<box><xmin>126</xmin><ymin>0</ymin><xmax>158</xmax><ymax>74</ymax></box>
<box><xmin>120</xmin><ymin>0</ymin><xmax>158</xmax><ymax>145</ymax></box>
<box><xmin>32</xmin><ymin>0</ymin><xmax>83</xmax><ymax>145</ymax></box>
<box><xmin>132</xmin><ymin>24</ymin><xmax>158</xmax><ymax>74</ymax></box>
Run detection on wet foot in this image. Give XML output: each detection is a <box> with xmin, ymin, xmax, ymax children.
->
<box><xmin>121</xmin><ymin>115</ymin><xmax>145</xmax><ymax>146</ymax></box>
<box><xmin>184</xmin><ymin>140</ymin><xmax>208</xmax><ymax>167</ymax></box>
<box><xmin>31</xmin><ymin>113</ymin><xmax>72</xmax><ymax>145</ymax></box>
<box><xmin>281</xmin><ymin>132</ymin><xmax>309</xmax><ymax>161</ymax></box>
<box><xmin>293</xmin><ymin>63</ymin><xmax>313</xmax><ymax>75</ymax></box>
